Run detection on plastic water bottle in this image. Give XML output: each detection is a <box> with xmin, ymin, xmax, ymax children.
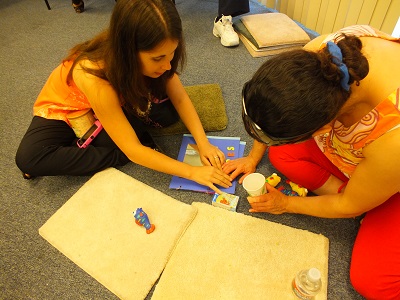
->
<box><xmin>292</xmin><ymin>268</ymin><xmax>322</xmax><ymax>299</ymax></box>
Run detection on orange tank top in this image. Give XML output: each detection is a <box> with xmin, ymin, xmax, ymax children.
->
<box><xmin>33</xmin><ymin>60</ymin><xmax>91</xmax><ymax>126</ymax></box>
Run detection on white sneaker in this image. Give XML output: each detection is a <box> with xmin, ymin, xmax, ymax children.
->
<box><xmin>213</xmin><ymin>15</ymin><xmax>239</xmax><ymax>47</ymax></box>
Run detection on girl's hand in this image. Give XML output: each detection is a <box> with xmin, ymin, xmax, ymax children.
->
<box><xmin>247</xmin><ymin>183</ymin><xmax>290</xmax><ymax>214</ymax></box>
<box><xmin>190</xmin><ymin>165</ymin><xmax>232</xmax><ymax>195</ymax></box>
<box><xmin>195</xmin><ymin>143</ymin><xmax>226</xmax><ymax>171</ymax></box>
<box><xmin>222</xmin><ymin>156</ymin><xmax>257</xmax><ymax>183</ymax></box>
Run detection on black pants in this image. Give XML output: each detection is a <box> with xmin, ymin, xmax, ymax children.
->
<box><xmin>15</xmin><ymin>101</ymin><xmax>179</xmax><ymax>176</ymax></box>
<box><xmin>219</xmin><ymin>0</ymin><xmax>250</xmax><ymax>17</ymax></box>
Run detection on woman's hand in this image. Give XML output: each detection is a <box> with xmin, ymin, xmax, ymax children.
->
<box><xmin>247</xmin><ymin>183</ymin><xmax>290</xmax><ymax>214</ymax></box>
<box><xmin>195</xmin><ymin>143</ymin><xmax>226</xmax><ymax>171</ymax></box>
<box><xmin>222</xmin><ymin>156</ymin><xmax>257</xmax><ymax>183</ymax></box>
<box><xmin>189</xmin><ymin>165</ymin><xmax>232</xmax><ymax>195</ymax></box>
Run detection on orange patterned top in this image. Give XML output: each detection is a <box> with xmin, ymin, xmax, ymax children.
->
<box><xmin>314</xmin><ymin>25</ymin><xmax>400</xmax><ymax>178</ymax></box>
<box><xmin>33</xmin><ymin>60</ymin><xmax>91</xmax><ymax>126</ymax></box>
<box><xmin>315</xmin><ymin>94</ymin><xmax>400</xmax><ymax>178</ymax></box>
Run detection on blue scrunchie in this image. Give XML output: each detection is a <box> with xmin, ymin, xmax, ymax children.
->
<box><xmin>326</xmin><ymin>41</ymin><xmax>350</xmax><ymax>91</ymax></box>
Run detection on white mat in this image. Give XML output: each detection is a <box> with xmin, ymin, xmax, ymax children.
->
<box><xmin>39</xmin><ymin>168</ymin><xmax>197</xmax><ymax>300</ymax></box>
<box><xmin>152</xmin><ymin>202</ymin><xmax>329</xmax><ymax>300</ymax></box>
<box><xmin>39</xmin><ymin>168</ymin><xmax>329</xmax><ymax>300</ymax></box>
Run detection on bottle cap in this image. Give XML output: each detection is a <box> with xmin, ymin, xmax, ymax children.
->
<box><xmin>307</xmin><ymin>268</ymin><xmax>321</xmax><ymax>282</ymax></box>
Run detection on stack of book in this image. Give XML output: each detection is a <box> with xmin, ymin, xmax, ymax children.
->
<box><xmin>233</xmin><ymin>13</ymin><xmax>311</xmax><ymax>57</ymax></box>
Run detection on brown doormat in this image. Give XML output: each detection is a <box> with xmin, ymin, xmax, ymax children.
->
<box><xmin>149</xmin><ymin>83</ymin><xmax>228</xmax><ymax>136</ymax></box>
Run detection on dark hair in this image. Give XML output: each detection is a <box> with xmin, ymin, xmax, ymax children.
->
<box><xmin>65</xmin><ymin>0</ymin><xmax>185</xmax><ymax>112</ymax></box>
<box><xmin>243</xmin><ymin>34</ymin><xmax>369</xmax><ymax>139</ymax></box>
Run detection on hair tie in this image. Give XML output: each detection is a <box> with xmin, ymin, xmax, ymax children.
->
<box><xmin>326</xmin><ymin>41</ymin><xmax>350</xmax><ymax>91</ymax></box>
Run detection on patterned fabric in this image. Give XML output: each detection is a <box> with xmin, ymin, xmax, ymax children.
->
<box><xmin>314</xmin><ymin>25</ymin><xmax>400</xmax><ymax>178</ymax></box>
<box><xmin>315</xmin><ymin>94</ymin><xmax>400</xmax><ymax>177</ymax></box>
<box><xmin>321</xmin><ymin>24</ymin><xmax>399</xmax><ymax>45</ymax></box>
<box><xmin>33</xmin><ymin>60</ymin><xmax>168</xmax><ymax>127</ymax></box>
<box><xmin>33</xmin><ymin>60</ymin><xmax>91</xmax><ymax>126</ymax></box>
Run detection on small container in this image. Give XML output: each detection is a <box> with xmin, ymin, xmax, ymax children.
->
<box><xmin>212</xmin><ymin>193</ymin><xmax>239</xmax><ymax>212</ymax></box>
<box><xmin>292</xmin><ymin>268</ymin><xmax>322</xmax><ymax>299</ymax></box>
<box><xmin>242</xmin><ymin>173</ymin><xmax>266</xmax><ymax>196</ymax></box>
<box><xmin>67</xmin><ymin>109</ymin><xmax>95</xmax><ymax>138</ymax></box>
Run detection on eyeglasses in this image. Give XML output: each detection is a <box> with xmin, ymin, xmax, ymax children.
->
<box><xmin>241</xmin><ymin>97</ymin><xmax>315</xmax><ymax>146</ymax></box>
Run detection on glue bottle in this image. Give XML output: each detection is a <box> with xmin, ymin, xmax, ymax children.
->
<box><xmin>292</xmin><ymin>267</ymin><xmax>322</xmax><ymax>299</ymax></box>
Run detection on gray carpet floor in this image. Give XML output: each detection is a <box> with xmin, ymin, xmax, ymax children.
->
<box><xmin>0</xmin><ymin>0</ymin><xmax>363</xmax><ymax>299</ymax></box>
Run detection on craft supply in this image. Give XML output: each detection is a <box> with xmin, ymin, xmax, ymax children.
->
<box><xmin>242</xmin><ymin>173</ymin><xmax>266</xmax><ymax>196</ymax></box>
<box><xmin>67</xmin><ymin>109</ymin><xmax>96</xmax><ymax>138</ymax></box>
<box><xmin>287</xmin><ymin>180</ymin><xmax>308</xmax><ymax>197</ymax></box>
<box><xmin>133</xmin><ymin>208</ymin><xmax>155</xmax><ymax>234</ymax></box>
<box><xmin>278</xmin><ymin>186</ymin><xmax>299</xmax><ymax>196</ymax></box>
<box><xmin>212</xmin><ymin>193</ymin><xmax>239</xmax><ymax>212</ymax></box>
<box><xmin>265</xmin><ymin>173</ymin><xmax>281</xmax><ymax>187</ymax></box>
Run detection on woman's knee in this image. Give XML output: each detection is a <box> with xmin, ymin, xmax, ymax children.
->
<box><xmin>268</xmin><ymin>143</ymin><xmax>324</xmax><ymax>190</ymax></box>
<box><xmin>350</xmin><ymin>261</ymin><xmax>400</xmax><ymax>299</ymax></box>
<box><xmin>350</xmin><ymin>196</ymin><xmax>400</xmax><ymax>300</ymax></box>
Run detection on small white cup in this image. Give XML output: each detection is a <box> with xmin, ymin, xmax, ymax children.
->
<box><xmin>242</xmin><ymin>173</ymin><xmax>266</xmax><ymax>196</ymax></box>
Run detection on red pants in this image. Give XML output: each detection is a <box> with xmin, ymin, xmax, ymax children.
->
<box><xmin>269</xmin><ymin>139</ymin><xmax>400</xmax><ymax>299</ymax></box>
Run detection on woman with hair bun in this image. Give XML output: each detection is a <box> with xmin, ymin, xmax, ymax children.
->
<box><xmin>224</xmin><ymin>25</ymin><xmax>400</xmax><ymax>299</ymax></box>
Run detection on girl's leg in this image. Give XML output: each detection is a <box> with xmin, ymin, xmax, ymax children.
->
<box><xmin>146</xmin><ymin>100</ymin><xmax>180</xmax><ymax>128</ymax></box>
<box><xmin>350</xmin><ymin>193</ymin><xmax>400</xmax><ymax>299</ymax></box>
<box><xmin>123</xmin><ymin>101</ymin><xmax>179</xmax><ymax>151</ymax></box>
<box><xmin>16</xmin><ymin>116</ymin><xmax>130</xmax><ymax>176</ymax></box>
<box><xmin>16</xmin><ymin>104</ymin><xmax>175</xmax><ymax>177</ymax></box>
<box><xmin>268</xmin><ymin>139</ymin><xmax>348</xmax><ymax>191</ymax></box>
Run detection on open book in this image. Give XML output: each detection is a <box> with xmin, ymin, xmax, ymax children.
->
<box><xmin>169</xmin><ymin>134</ymin><xmax>246</xmax><ymax>194</ymax></box>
